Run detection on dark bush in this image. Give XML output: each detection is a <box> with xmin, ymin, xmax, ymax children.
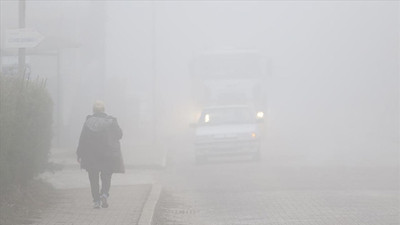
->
<box><xmin>0</xmin><ymin>75</ymin><xmax>53</xmax><ymax>192</ymax></box>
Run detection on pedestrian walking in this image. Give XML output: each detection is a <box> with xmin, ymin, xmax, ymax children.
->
<box><xmin>76</xmin><ymin>100</ymin><xmax>125</xmax><ymax>209</ymax></box>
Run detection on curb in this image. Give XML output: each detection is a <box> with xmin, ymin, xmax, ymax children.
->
<box><xmin>138</xmin><ymin>183</ymin><xmax>162</xmax><ymax>225</ymax></box>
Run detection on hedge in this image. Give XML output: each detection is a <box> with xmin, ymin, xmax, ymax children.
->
<box><xmin>0</xmin><ymin>75</ymin><xmax>53</xmax><ymax>193</ymax></box>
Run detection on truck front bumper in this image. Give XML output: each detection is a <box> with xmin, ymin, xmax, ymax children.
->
<box><xmin>195</xmin><ymin>140</ymin><xmax>260</xmax><ymax>157</ymax></box>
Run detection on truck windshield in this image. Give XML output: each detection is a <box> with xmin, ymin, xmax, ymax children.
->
<box><xmin>199</xmin><ymin>107</ymin><xmax>255</xmax><ymax>125</ymax></box>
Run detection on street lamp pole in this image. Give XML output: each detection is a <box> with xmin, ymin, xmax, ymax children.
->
<box><xmin>152</xmin><ymin>1</ymin><xmax>157</xmax><ymax>149</ymax></box>
<box><xmin>18</xmin><ymin>0</ymin><xmax>26</xmax><ymax>78</ymax></box>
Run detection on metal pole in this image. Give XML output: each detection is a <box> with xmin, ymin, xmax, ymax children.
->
<box><xmin>0</xmin><ymin>48</ymin><xmax>2</xmax><ymax>75</ymax></box>
<box><xmin>152</xmin><ymin>1</ymin><xmax>157</xmax><ymax>147</ymax></box>
<box><xmin>56</xmin><ymin>51</ymin><xmax>61</xmax><ymax>146</ymax></box>
<box><xmin>18</xmin><ymin>0</ymin><xmax>26</xmax><ymax>78</ymax></box>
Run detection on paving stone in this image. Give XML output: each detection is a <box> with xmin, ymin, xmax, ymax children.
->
<box><xmin>154</xmin><ymin>189</ymin><xmax>399</xmax><ymax>225</ymax></box>
<box><xmin>31</xmin><ymin>185</ymin><xmax>151</xmax><ymax>225</ymax></box>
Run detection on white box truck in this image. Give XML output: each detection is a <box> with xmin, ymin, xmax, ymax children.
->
<box><xmin>190</xmin><ymin>49</ymin><xmax>268</xmax><ymax>163</ymax></box>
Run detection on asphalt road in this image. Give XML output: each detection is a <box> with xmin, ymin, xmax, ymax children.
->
<box><xmin>152</xmin><ymin>139</ymin><xmax>399</xmax><ymax>225</ymax></box>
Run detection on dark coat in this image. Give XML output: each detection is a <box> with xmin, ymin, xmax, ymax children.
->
<box><xmin>76</xmin><ymin>112</ymin><xmax>125</xmax><ymax>173</ymax></box>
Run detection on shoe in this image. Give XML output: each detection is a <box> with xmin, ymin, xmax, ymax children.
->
<box><xmin>100</xmin><ymin>194</ymin><xmax>108</xmax><ymax>208</ymax></box>
<box><xmin>93</xmin><ymin>201</ymin><xmax>101</xmax><ymax>209</ymax></box>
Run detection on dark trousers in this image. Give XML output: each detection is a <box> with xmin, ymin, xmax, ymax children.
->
<box><xmin>88</xmin><ymin>170</ymin><xmax>112</xmax><ymax>202</ymax></box>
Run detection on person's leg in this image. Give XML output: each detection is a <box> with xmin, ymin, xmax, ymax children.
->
<box><xmin>100</xmin><ymin>171</ymin><xmax>112</xmax><ymax>208</ymax></box>
<box><xmin>100</xmin><ymin>172</ymin><xmax>112</xmax><ymax>197</ymax></box>
<box><xmin>88</xmin><ymin>170</ymin><xmax>101</xmax><ymax>207</ymax></box>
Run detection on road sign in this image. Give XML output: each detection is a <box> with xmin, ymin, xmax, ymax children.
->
<box><xmin>5</xmin><ymin>28</ymin><xmax>44</xmax><ymax>48</ymax></box>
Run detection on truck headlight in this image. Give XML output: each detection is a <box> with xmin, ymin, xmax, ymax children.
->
<box><xmin>204</xmin><ymin>114</ymin><xmax>210</xmax><ymax>123</ymax></box>
<box><xmin>240</xmin><ymin>133</ymin><xmax>257</xmax><ymax>140</ymax></box>
<box><xmin>256</xmin><ymin>111</ymin><xmax>264</xmax><ymax>119</ymax></box>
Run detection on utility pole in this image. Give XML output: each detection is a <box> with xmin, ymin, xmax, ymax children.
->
<box><xmin>18</xmin><ymin>0</ymin><xmax>26</xmax><ymax>77</ymax></box>
<box><xmin>152</xmin><ymin>1</ymin><xmax>157</xmax><ymax>149</ymax></box>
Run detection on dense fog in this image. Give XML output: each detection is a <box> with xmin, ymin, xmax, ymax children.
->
<box><xmin>1</xmin><ymin>1</ymin><xmax>398</xmax><ymax>168</ymax></box>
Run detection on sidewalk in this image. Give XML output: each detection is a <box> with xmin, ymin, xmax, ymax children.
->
<box><xmin>31</xmin><ymin>184</ymin><xmax>152</xmax><ymax>225</ymax></box>
<box><xmin>29</xmin><ymin>150</ymin><xmax>163</xmax><ymax>225</ymax></box>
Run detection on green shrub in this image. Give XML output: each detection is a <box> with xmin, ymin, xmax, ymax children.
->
<box><xmin>0</xmin><ymin>75</ymin><xmax>53</xmax><ymax>192</ymax></box>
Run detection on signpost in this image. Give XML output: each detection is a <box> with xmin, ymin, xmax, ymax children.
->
<box><xmin>5</xmin><ymin>28</ymin><xmax>44</xmax><ymax>48</ymax></box>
